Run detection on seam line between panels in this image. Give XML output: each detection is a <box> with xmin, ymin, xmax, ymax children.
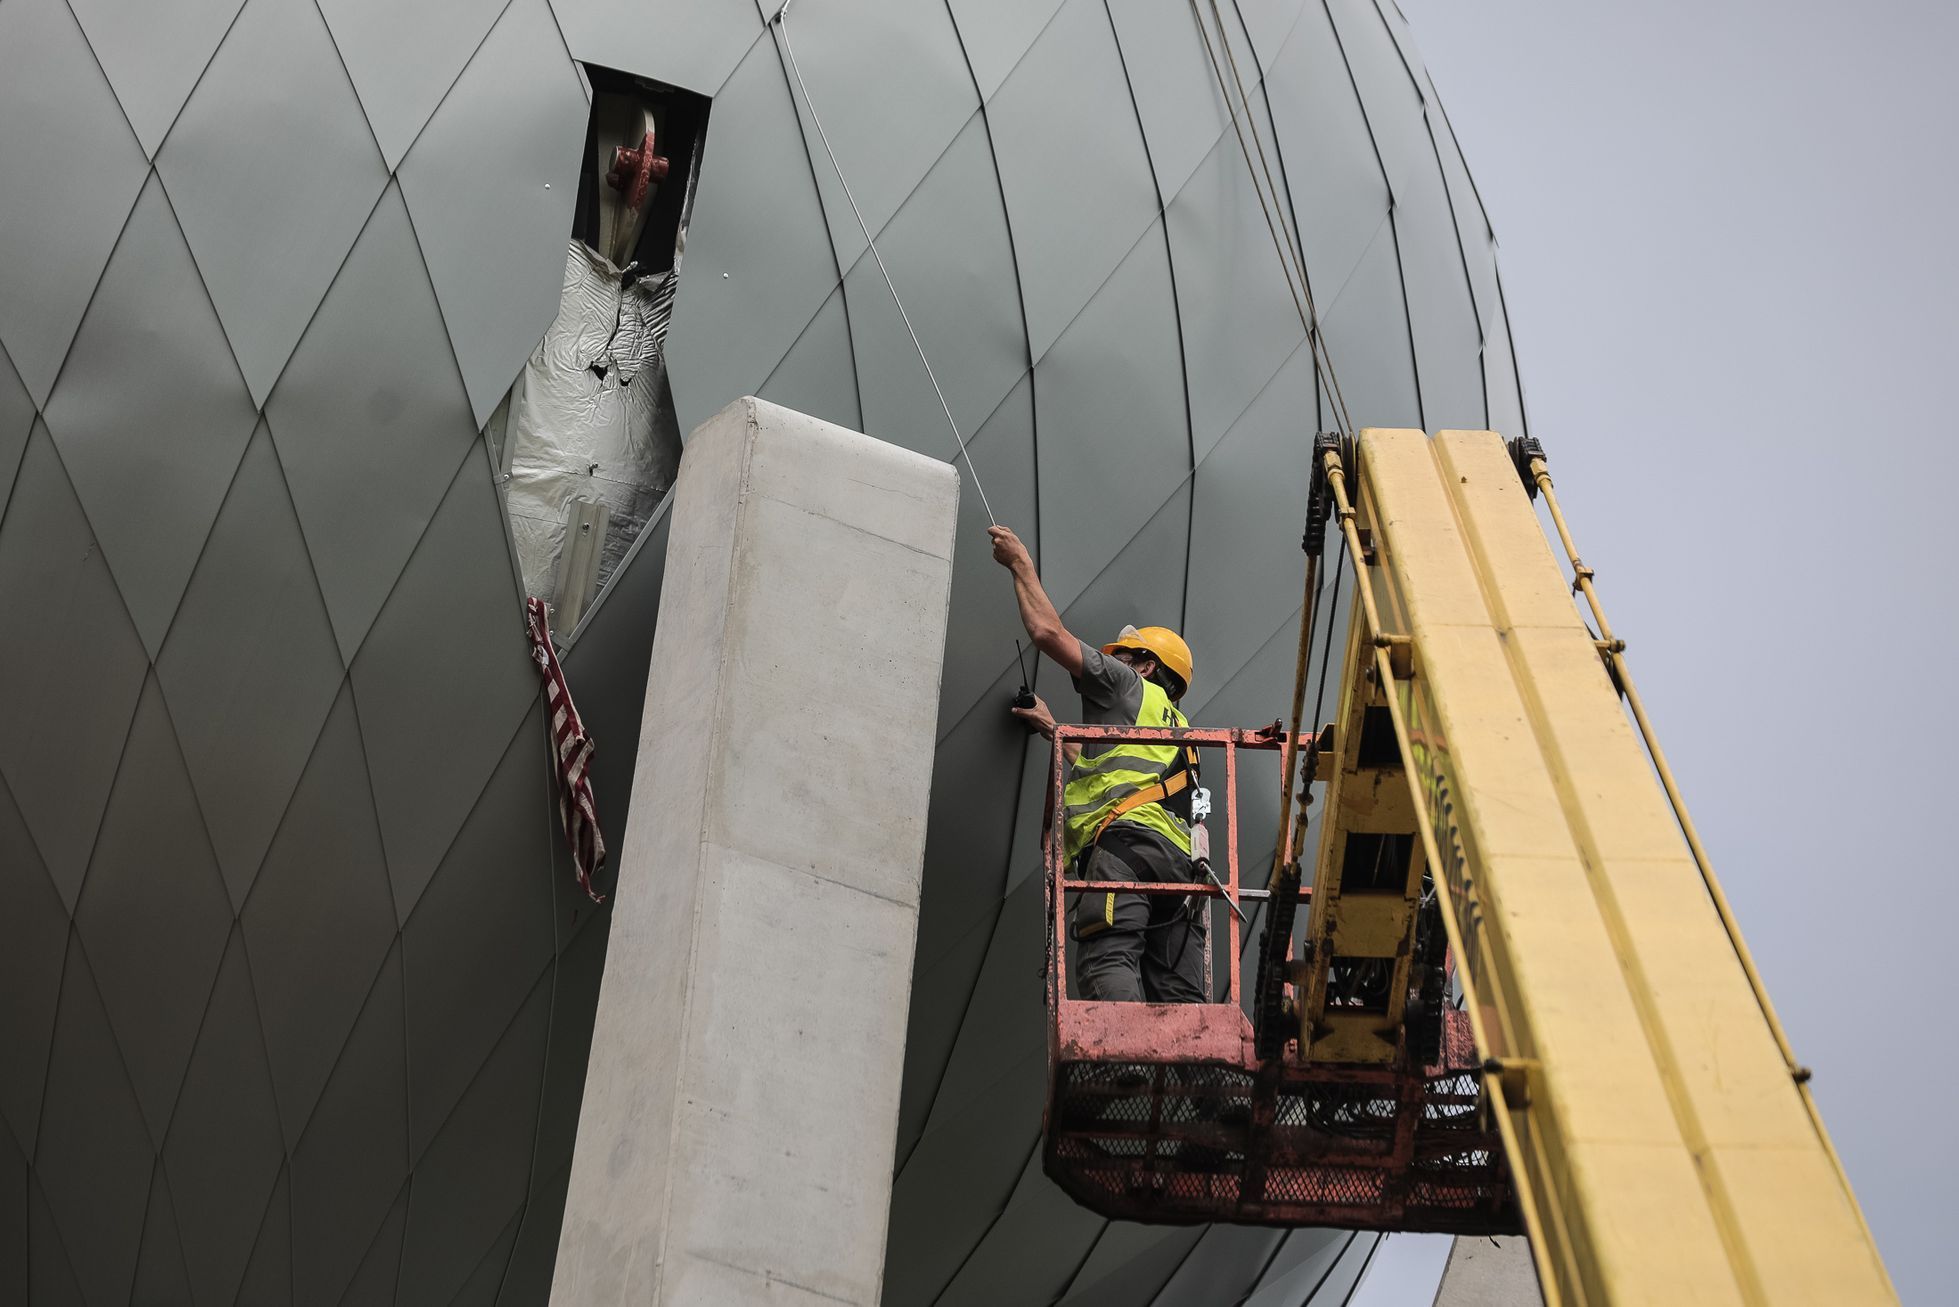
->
<box><xmin>1382</xmin><ymin>209</ymin><xmax>1426</xmax><ymax>431</ymax></box>
<box><xmin>54</xmin><ymin>0</ymin><xmax>151</xmax><ymax>161</ymax></box>
<box><xmin>1100</xmin><ymin>0</ymin><xmax>1199</xmax><ymax>642</ymax></box>
<box><xmin>890</xmin><ymin>895</ymin><xmax>1006</xmax><ymax>1179</ymax></box>
<box><xmin>762</xmin><ymin>16</ymin><xmax>864</xmax><ymax>430</ymax></box>
<box><xmin>1052</xmin><ymin>1216</ymin><xmax>1114</xmax><ymax>1304</ymax></box>
<box><xmin>922</xmin><ymin>1134</ymin><xmax>1043</xmax><ymax>1307</ymax></box>
<box><xmin>306</xmin><ymin>0</ymin><xmax>394</xmax><ymax>175</ymax></box>
<box><xmin>1145</xmin><ymin>1225</ymin><xmax>1213</xmax><ymax>1307</ymax></box>
<box><xmin>377</xmin><ymin>0</ymin><xmax>521</xmax><ymax>172</ymax></box>
<box><xmin>0</xmin><ymin>763</ymin><xmax>71</xmax><ymax>938</ymax></box>
<box><xmin>1315</xmin><ymin>0</ymin><xmax>1393</xmax><ymax>200</ymax></box>
<box><xmin>25</xmin><ymin>1164</ymin><xmax>91</xmax><ymax>1300</ymax></box>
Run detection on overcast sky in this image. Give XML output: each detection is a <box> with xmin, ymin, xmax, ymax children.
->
<box><xmin>1353</xmin><ymin>2</ymin><xmax>1957</xmax><ymax>1302</ymax></box>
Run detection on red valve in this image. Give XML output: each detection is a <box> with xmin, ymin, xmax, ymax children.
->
<box><xmin>605</xmin><ymin>130</ymin><xmax>670</xmax><ymax>212</ymax></box>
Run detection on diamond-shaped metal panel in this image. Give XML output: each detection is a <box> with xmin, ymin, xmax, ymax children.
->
<box><xmin>985</xmin><ymin>0</ymin><xmax>1160</xmax><ymax>360</ymax></box>
<box><xmin>157</xmin><ymin>0</ymin><xmax>391</xmax><ymax>405</ymax></box>
<box><xmin>0</xmin><ymin>428</ymin><xmax>149</xmax><ymax>910</ymax></box>
<box><xmin>242</xmin><ymin>684</ymin><xmax>396</xmax><ymax>1154</ymax></box>
<box><xmin>551</xmin><ymin>0</ymin><xmax>760</xmax><ymax>97</ymax></box>
<box><xmin>233</xmin><ymin>1166</ymin><xmax>292</xmax><ymax>1306</ymax></box>
<box><xmin>291</xmin><ymin>947</ymin><xmax>407</xmax><ymax>1307</ymax></box>
<box><xmin>778</xmin><ymin>0</ymin><xmax>978</xmax><ymax>275</ymax></box>
<box><xmin>0</xmin><ymin>345</ymin><xmax>33</xmax><ymax>511</ymax></box>
<box><xmin>0</xmin><ymin>0</ymin><xmax>148</xmax><ymax>406</ymax></box>
<box><xmin>0</xmin><ymin>777</ymin><xmax>67</xmax><ymax>1159</ymax></box>
<box><xmin>318</xmin><ymin>0</ymin><xmax>506</xmax><ymax>170</ymax></box>
<box><xmin>28</xmin><ymin>1171</ymin><xmax>88</xmax><ymax>1306</ymax></box>
<box><xmin>1032</xmin><ymin>220</ymin><xmax>1189</xmax><ymax>611</ymax></box>
<box><xmin>66</xmin><ymin>0</ymin><xmax>248</xmax><ymax>158</ymax></box>
<box><xmin>43</xmin><ymin>173</ymin><xmax>261</xmax><ymax>659</ymax></box>
<box><xmin>931</xmin><ymin>1147</ymin><xmax>1103</xmax><ymax>1306</ymax></box>
<box><xmin>842</xmin><ymin>113</ymin><xmax>1028</xmax><ymax>456</ymax></box>
<box><xmin>397</xmin><ymin>0</ymin><xmax>586</xmax><ymax>424</ymax></box>
<box><xmin>129</xmin><ymin>1164</ymin><xmax>194</xmax><ymax>1304</ymax></box>
<box><xmin>945</xmin><ymin>0</ymin><xmax>1068</xmax><ymax>103</ymax></box>
<box><xmin>350</xmin><ymin>448</ymin><xmax>539</xmax><ymax>922</ymax></box>
<box><xmin>397</xmin><ymin>969</ymin><xmax>550</xmax><ymax>1305</ymax></box>
<box><xmin>164</xmin><ymin>930</ymin><xmax>285</xmax><ymax>1307</ymax></box>
<box><xmin>756</xmin><ymin>286</ymin><xmax>863</xmax><ymax>433</ymax></box>
<box><xmin>71</xmin><ymin>677</ymin><xmax>233</xmax><ymax>1145</ymax></box>
<box><xmin>34</xmin><ymin>945</ymin><xmax>153</xmax><ymax>1307</ymax></box>
<box><xmin>332</xmin><ymin>1184</ymin><xmax>408</xmax><ymax>1307</ymax></box>
<box><xmin>402</xmin><ymin>715</ymin><xmax>554</xmax><ymax>1158</ymax></box>
<box><xmin>158</xmin><ymin>425</ymin><xmax>346</xmax><ymax>905</ymax></box>
<box><xmin>264</xmin><ymin>183</ymin><xmax>481</xmax><ymax>663</ymax></box>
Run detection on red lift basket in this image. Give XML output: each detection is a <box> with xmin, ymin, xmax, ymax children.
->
<box><xmin>1042</xmin><ymin>723</ymin><xmax>1519</xmax><ymax>1233</ymax></box>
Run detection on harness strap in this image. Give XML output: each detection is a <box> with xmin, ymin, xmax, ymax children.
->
<box><xmin>1087</xmin><ymin>764</ymin><xmax>1192</xmax><ymax>847</ymax></box>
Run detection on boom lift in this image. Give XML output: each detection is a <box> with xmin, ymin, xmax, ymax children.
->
<box><xmin>1040</xmin><ymin>428</ymin><xmax>1895</xmax><ymax>1304</ymax></box>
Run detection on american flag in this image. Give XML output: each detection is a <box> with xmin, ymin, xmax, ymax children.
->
<box><xmin>525</xmin><ymin>597</ymin><xmax>606</xmax><ymax>903</ymax></box>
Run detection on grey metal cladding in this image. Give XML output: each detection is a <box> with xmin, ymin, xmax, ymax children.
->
<box><xmin>159</xmin><ymin>426</ymin><xmax>345</xmax><ymax>907</ymax></box>
<box><xmin>662</xmin><ymin>35</ymin><xmax>846</xmax><ymax>438</ymax></box>
<box><xmin>777</xmin><ymin>0</ymin><xmax>977</xmax><ymax>274</ymax></box>
<box><xmin>0</xmin><ymin>780</ymin><xmax>64</xmax><ymax>1158</ymax></box>
<box><xmin>1326</xmin><ymin>0</ymin><xmax>1432</xmax><ymax>202</ymax></box>
<box><xmin>65</xmin><ymin>0</ymin><xmax>247</xmax><ymax>158</ymax></box>
<box><xmin>397</xmin><ymin>972</ymin><xmax>552</xmax><ymax>1306</ymax></box>
<box><xmin>265</xmin><ymin>183</ymin><xmax>480</xmax><ymax>664</ymax></box>
<box><xmin>1396</xmin><ymin>157</ymin><xmax>1490</xmax><ymax>428</ymax></box>
<box><xmin>934</xmin><ymin>374</ymin><xmax>1037</xmax><ymax>739</ymax></box>
<box><xmin>1149</xmin><ymin>1225</ymin><xmax>1291</xmax><ymax>1307</ymax></box>
<box><xmin>241</xmin><ymin>685</ymin><xmax>397</xmax><ymax>1155</ymax></box>
<box><xmin>130</xmin><ymin>1166</ymin><xmax>193</xmax><ymax>1303</ymax></box>
<box><xmin>45</xmin><ymin>176</ymin><xmax>261</xmax><ymax>660</ymax></box>
<box><xmin>350</xmin><ymin>448</ymin><xmax>540</xmax><ymax>925</ymax></box>
<box><xmin>844</xmin><ymin>115</ymin><xmax>1028</xmax><ymax>454</ymax></box>
<box><xmin>549</xmin><ymin>0</ymin><xmax>761</xmax><ymax>98</ymax></box>
<box><xmin>397</xmin><ymin>0</ymin><xmax>587</xmax><ymax>424</ymax></box>
<box><xmin>1319</xmin><ymin>216</ymin><xmax>1424</xmax><ymax>428</ymax></box>
<box><xmin>317</xmin><ymin>0</ymin><xmax>508</xmax><ymax>170</ymax></box>
<box><xmin>1107</xmin><ymin>0</ymin><xmax>1235</xmax><ymax>204</ymax></box>
<box><xmin>1063</xmin><ymin>1224</ymin><xmax>1209</xmax><ymax>1305</ymax></box>
<box><xmin>1168</xmin><ymin>133</ymin><xmax>1312</xmax><ymax>461</ymax></box>
<box><xmin>0</xmin><ymin>427</ymin><xmax>149</xmax><ymax>907</ymax></box>
<box><xmin>401</xmin><ymin>719</ymin><xmax>555</xmax><ymax>1160</ymax></box>
<box><xmin>757</xmin><ymin>286</ymin><xmax>864</xmax><ymax>432</ymax></box>
<box><xmin>163</xmin><ymin>930</ymin><xmax>285</xmax><ymax>1307</ymax></box>
<box><xmin>1244</xmin><ymin>1229</ymin><xmax>1374</xmax><ymax>1305</ymax></box>
<box><xmin>914</xmin><ymin>875</ymin><xmax>1046</xmax><ymax>1142</ymax></box>
<box><xmin>1033</xmin><ymin>220</ymin><xmax>1188</xmax><ymax>611</ymax></box>
<box><xmin>945</xmin><ymin>0</ymin><xmax>1067</xmax><ymax>104</ymax></box>
<box><xmin>881</xmin><ymin>1050</ymin><xmax>1045</xmax><ymax>1305</ymax></box>
<box><xmin>34</xmin><ymin>945</ymin><xmax>153</xmax><ymax>1307</ymax></box>
<box><xmin>156</xmin><ymin>0</ymin><xmax>391</xmax><ymax>407</ymax></box>
<box><xmin>335</xmin><ymin>1187</ymin><xmax>410</xmax><ymax>1307</ymax></box>
<box><xmin>233</xmin><ymin>1165</ymin><xmax>292</xmax><ymax>1304</ymax></box>
<box><xmin>291</xmin><ymin>946</ymin><xmax>409</xmax><ymax>1307</ymax></box>
<box><xmin>72</xmin><ymin>677</ymin><xmax>232</xmax><ymax>1145</ymax></box>
<box><xmin>0</xmin><ymin>0</ymin><xmax>149</xmax><ymax>406</ymax></box>
<box><xmin>937</xmin><ymin>1154</ymin><xmax>1107</xmax><ymax>1306</ymax></box>
<box><xmin>0</xmin><ymin>347</ymin><xmax>32</xmax><ymax>510</ymax></box>
<box><xmin>1262</xmin><ymin>0</ymin><xmax>1395</xmax><ymax>314</ymax></box>
<box><xmin>1186</xmin><ymin>343</ymin><xmax>1320</xmax><ymax>682</ymax></box>
<box><xmin>986</xmin><ymin>0</ymin><xmax>1161</xmax><ymax>360</ymax></box>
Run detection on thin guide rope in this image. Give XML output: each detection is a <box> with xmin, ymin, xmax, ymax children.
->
<box><xmin>771</xmin><ymin>1</ymin><xmax>999</xmax><ymax>527</ymax></box>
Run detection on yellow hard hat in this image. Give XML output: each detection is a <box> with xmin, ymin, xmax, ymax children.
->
<box><xmin>1103</xmin><ymin>625</ymin><xmax>1194</xmax><ymax>698</ymax></box>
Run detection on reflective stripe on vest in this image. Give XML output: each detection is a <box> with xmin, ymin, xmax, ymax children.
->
<box><xmin>1063</xmin><ymin>678</ymin><xmax>1194</xmax><ymax>861</ymax></box>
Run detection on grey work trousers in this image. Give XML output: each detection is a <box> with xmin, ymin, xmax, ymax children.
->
<box><xmin>1073</xmin><ymin>825</ymin><xmax>1208</xmax><ymax>1004</ymax></box>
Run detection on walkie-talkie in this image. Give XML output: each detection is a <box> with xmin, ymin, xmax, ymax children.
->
<box><xmin>1011</xmin><ymin>640</ymin><xmax>1037</xmax><ymax>710</ymax></box>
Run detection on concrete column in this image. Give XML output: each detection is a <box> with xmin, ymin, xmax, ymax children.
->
<box><xmin>551</xmin><ymin>397</ymin><xmax>960</xmax><ymax>1306</ymax></box>
<box><xmin>1432</xmin><ymin>1236</ymin><xmax>1544</xmax><ymax>1307</ymax></box>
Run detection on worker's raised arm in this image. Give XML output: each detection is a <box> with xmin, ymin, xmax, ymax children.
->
<box><xmin>988</xmin><ymin>525</ymin><xmax>1084</xmax><ymax>678</ymax></box>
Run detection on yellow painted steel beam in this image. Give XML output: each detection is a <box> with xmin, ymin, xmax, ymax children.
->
<box><xmin>1337</xmin><ymin>428</ymin><xmax>1892</xmax><ymax>1305</ymax></box>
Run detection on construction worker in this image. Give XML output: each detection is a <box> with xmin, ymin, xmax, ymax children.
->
<box><xmin>988</xmin><ymin>525</ymin><xmax>1205</xmax><ymax>1004</ymax></box>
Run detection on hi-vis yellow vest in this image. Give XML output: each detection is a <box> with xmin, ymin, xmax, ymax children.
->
<box><xmin>1062</xmin><ymin>678</ymin><xmax>1195</xmax><ymax>862</ymax></box>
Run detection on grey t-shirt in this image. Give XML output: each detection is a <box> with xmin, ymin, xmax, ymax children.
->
<box><xmin>1070</xmin><ymin>640</ymin><xmax>1192</xmax><ymax>863</ymax></box>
